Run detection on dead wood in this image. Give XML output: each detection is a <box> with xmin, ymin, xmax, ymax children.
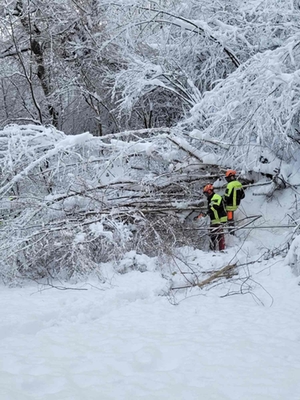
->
<box><xmin>171</xmin><ymin>263</ymin><xmax>238</xmax><ymax>290</ymax></box>
<box><xmin>197</xmin><ymin>263</ymin><xmax>237</xmax><ymax>287</ymax></box>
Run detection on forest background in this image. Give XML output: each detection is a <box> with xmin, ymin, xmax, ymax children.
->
<box><xmin>1</xmin><ymin>0</ymin><xmax>300</xmax><ymax>283</ymax></box>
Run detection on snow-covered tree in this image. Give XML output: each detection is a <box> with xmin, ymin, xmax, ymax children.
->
<box><xmin>0</xmin><ymin>0</ymin><xmax>121</xmax><ymax>134</ymax></box>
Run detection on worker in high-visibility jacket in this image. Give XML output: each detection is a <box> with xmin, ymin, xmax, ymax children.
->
<box><xmin>223</xmin><ymin>170</ymin><xmax>245</xmax><ymax>230</ymax></box>
<box><xmin>202</xmin><ymin>184</ymin><xmax>228</xmax><ymax>251</ymax></box>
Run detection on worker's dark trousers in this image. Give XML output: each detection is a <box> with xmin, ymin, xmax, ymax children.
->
<box><xmin>210</xmin><ymin>224</ymin><xmax>225</xmax><ymax>251</ymax></box>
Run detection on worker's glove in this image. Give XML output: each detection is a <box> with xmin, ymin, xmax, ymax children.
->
<box><xmin>194</xmin><ymin>213</ymin><xmax>206</xmax><ymax>220</ymax></box>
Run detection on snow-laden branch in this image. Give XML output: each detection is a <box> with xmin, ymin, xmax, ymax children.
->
<box><xmin>0</xmin><ymin>126</ymin><xmax>93</xmax><ymax>196</ymax></box>
<box><xmin>183</xmin><ymin>34</ymin><xmax>300</xmax><ymax>176</ymax></box>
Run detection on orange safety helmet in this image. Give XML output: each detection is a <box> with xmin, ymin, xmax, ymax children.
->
<box><xmin>203</xmin><ymin>183</ymin><xmax>214</xmax><ymax>194</ymax></box>
<box><xmin>225</xmin><ymin>169</ymin><xmax>236</xmax><ymax>178</ymax></box>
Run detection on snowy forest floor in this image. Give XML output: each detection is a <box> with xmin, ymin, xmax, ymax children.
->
<box><xmin>0</xmin><ymin>186</ymin><xmax>300</xmax><ymax>400</ymax></box>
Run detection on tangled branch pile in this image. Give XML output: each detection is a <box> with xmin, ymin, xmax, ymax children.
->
<box><xmin>0</xmin><ymin>125</ymin><xmax>224</xmax><ymax>282</ymax></box>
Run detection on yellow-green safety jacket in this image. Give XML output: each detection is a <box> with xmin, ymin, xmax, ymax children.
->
<box><xmin>224</xmin><ymin>180</ymin><xmax>245</xmax><ymax>211</ymax></box>
<box><xmin>208</xmin><ymin>193</ymin><xmax>228</xmax><ymax>225</ymax></box>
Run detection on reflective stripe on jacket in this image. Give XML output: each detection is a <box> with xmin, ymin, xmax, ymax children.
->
<box><xmin>208</xmin><ymin>193</ymin><xmax>228</xmax><ymax>225</ymax></box>
<box><xmin>224</xmin><ymin>180</ymin><xmax>245</xmax><ymax>211</ymax></box>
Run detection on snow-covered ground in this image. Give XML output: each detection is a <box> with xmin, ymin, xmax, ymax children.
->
<box><xmin>1</xmin><ymin>186</ymin><xmax>300</xmax><ymax>400</ymax></box>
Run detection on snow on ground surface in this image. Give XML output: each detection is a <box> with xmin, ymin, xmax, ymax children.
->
<box><xmin>1</xmin><ymin>186</ymin><xmax>300</xmax><ymax>400</ymax></box>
